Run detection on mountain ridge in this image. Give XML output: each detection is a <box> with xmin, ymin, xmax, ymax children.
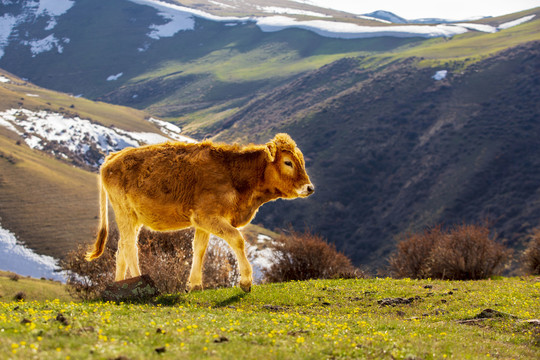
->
<box><xmin>237</xmin><ymin>41</ymin><xmax>540</xmax><ymax>268</ymax></box>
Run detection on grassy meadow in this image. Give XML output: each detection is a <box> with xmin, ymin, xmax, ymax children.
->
<box><xmin>0</xmin><ymin>271</ymin><xmax>71</xmax><ymax>303</ymax></box>
<box><xmin>0</xmin><ymin>276</ymin><xmax>538</xmax><ymax>359</ymax></box>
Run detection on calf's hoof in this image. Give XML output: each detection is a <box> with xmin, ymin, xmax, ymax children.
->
<box><xmin>239</xmin><ymin>281</ymin><xmax>252</xmax><ymax>293</ymax></box>
<box><xmin>187</xmin><ymin>284</ymin><xmax>203</xmax><ymax>292</ymax></box>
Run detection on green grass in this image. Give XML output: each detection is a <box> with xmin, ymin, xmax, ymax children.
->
<box><xmin>0</xmin><ymin>271</ymin><xmax>72</xmax><ymax>303</ymax></box>
<box><xmin>1</xmin><ymin>277</ymin><xmax>538</xmax><ymax>359</ymax></box>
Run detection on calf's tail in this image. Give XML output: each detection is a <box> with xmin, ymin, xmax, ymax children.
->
<box><xmin>85</xmin><ymin>176</ymin><xmax>109</xmax><ymax>261</ymax></box>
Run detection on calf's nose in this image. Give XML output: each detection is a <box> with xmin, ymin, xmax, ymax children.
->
<box><xmin>306</xmin><ymin>184</ymin><xmax>315</xmax><ymax>195</ymax></box>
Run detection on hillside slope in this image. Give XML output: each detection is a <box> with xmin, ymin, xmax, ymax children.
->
<box><xmin>0</xmin><ymin>127</ymin><xmax>99</xmax><ymax>258</ymax></box>
<box><xmin>0</xmin><ymin>71</ymin><xmax>182</xmax><ymax>258</ymax></box>
<box><xmin>212</xmin><ymin>41</ymin><xmax>540</xmax><ymax>267</ymax></box>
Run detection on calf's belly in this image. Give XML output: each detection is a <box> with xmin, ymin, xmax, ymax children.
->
<box><xmin>132</xmin><ymin>201</ymin><xmax>192</xmax><ymax>232</ymax></box>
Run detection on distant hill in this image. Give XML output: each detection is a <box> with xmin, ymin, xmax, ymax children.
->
<box><xmin>2</xmin><ymin>0</ymin><xmax>535</xmax><ymax>126</ymax></box>
<box><xmin>363</xmin><ymin>11</ymin><xmax>408</xmax><ymax>24</ymax></box>
<box><xmin>212</xmin><ymin>41</ymin><xmax>540</xmax><ymax>268</ymax></box>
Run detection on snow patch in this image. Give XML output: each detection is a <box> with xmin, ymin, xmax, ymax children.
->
<box><xmin>129</xmin><ymin>0</ymin><xmax>247</xmax><ymax>22</ymax></box>
<box><xmin>248</xmin><ymin>246</ymin><xmax>277</xmax><ymax>282</ymax></box>
<box><xmin>21</xmin><ymin>34</ymin><xmax>68</xmax><ymax>57</ymax></box>
<box><xmin>357</xmin><ymin>15</ymin><xmax>392</xmax><ymax>24</ymax></box>
<box><xmin>36</xmin><ymin>0</ymin><xmax>75</xmax><ymax>31</ymax></box>
<box><xmin>209</xmin><ymin>1</ymin><xmax>235</xmax><ymax>10</ymax></box>
<box><xmin>249</xmin><ymin>234</ymin><xmax>278</xmax><ymax>283</ymax></box>
<box><xmin>498</xmin><ymin>14</ymin><xmax>536</xmax><ymax>30</ymax></box>
<box><xmin>432</xmin><ymin>70</ymin><xmax>448</xmax><ymax>81</ymax></box>
<box><xmin>256</xmin><ymin>6</ymin><xmax>331</xmax><ymax>18</ymax></box>
<box><xmin>129</xmin><ymin>0</ymin><xmax>248</xmax><ymax>39</ymax></box>
<box><xmin>137</xmin><ymin>42</ymin><xmax>151</xmax><ymax>52</ymax></box>
<box><xmin>257</xmin><ymin>234</ymin><xmax>272</xmax><ymax>244</ymax></box>
<box><xmin>1</xmin><ymin>0</ymin><xmax>74</xmax><ymax>59</ymax></box>
<box><xmin>0</xmin><ymin>75</ymin><xmax>10</xmax><ymax>83</ymax></box>
<box><xmin>0</xmin><ymin>222</ymin><xmax>65</xmax><ymax>282</ymax></box>
<box><xmin>0</xmin><ymin>109</ymin><xmax>137</xmax><ymax>157</ymax></box>
<box><xmin>0</xmin><ymin>14</ymin><xmax>18</xmax><ymax>59</ymax></box>
<box><xmin>36</xmin><ymin>0</ymin><xmax>75</xmax><ymax>18</ymax></box>
<box><xmin>44</xmin><ymin>18</ymin><xmax>57</xmax><ymax>31</ymax></box>
<box><xmin>206</xmin><ymin>232</ymin><xmax>277</xmax><ymax>284</ymax></box>
<box><xmin>0</xmin><ymin>116</ymin><xmax>18</xmax><ymax>133</ymax></box>
<box><xmin>149</xmin><ymin>117</ymin><xmax>195</xmax><ymax>143</ymax></box>
<box><xmin>106</xmin><ymin>72</ymin><xmax>124</xmax><ymax>81</ymax></box>
<box><xmin>148</xmin><ymin>10</ymin><xmax>195</xmax><ymax>39</ymax></box>
<box><xmin>256</xmin><ymin>16</ymin><xmax>469</xmax><ymax>39</ymax></box>
<box><xmin>454</xmin><ymin>23</ymin><xmax>497</xmax><ymax>33</ymax></box>
<box><xmin>0</xmin><ymin>109</ymin><xmax>182</xmax><ymax>168</ymax></box>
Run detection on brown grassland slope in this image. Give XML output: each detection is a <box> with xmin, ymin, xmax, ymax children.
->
<box><xmin>0</xmin><ymin>71</ymin><xmax>167</xmax><ymax>258</ymax></box>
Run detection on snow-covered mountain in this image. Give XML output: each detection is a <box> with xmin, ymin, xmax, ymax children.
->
<box><xmin>101</xmin><ymin>0</ymin><xmax>539</xmax><ymax>39</ymax></box>
<box><xmin>1</xmin><ymin>0</ymin><xmax>537</xmax><ymax>63</ymax></box>
<box><xmin>1</xmin><ymin>0</ymin><xmax>535</xmax><ymax>110</ymax></box>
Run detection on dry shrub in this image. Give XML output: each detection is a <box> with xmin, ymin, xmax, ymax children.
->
<box><xmin>389</xmin><ymin>223</ymin><xmax>512</xmax><ymax>280</ymax></box>
<box><xmin>202</xmin><ymin>238</ymin><xmax>240</xmax><ymax>289</ymax></box>
<box><xmin>522</xmin><ymin>229</ymin><xmax>540</xmax><ymax>275</ymax></box>
<box><xmin>61</xmin><ymin>228</ymin><xmax>238</xmax><ymax>300</ymax></box>
<box><xmin>388</xmin><ymin>226</ymin><xmax>443</xmax><ymax>279</ymax></box>
<box><xmin>61</xmin><ymin>231</ymin><xmax>117</xmax><ymax>301</ymax></box>
<box><xmin>137</xmin><ymin>228</ymin><xmax>194</xmax><ymax>295</ymax></box>
<box><xmin>263</xmin><ymin>230</ymin><xmax>364</xmax><ymax>283</ymax></box>
<box><xmin>429</xmin><ymin>224</ymin><xmax>512</xmax><ymax>280</ymax></box>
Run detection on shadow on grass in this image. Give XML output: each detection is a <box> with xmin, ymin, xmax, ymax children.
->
<box><xmin>152</xmin><ymin>289</ymin><xmax>248</xmax><ymax>307</ymax></box>
<box><xmin>214</xmin><ymin>291</ymin><xmax>248</xmax><ymax>308</ymax></box>
<box><xmin>153</xmin><ymin>293</ymin><xmax>188</xmax><ymax>306</ymax></box>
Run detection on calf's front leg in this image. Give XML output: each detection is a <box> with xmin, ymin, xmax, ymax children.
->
<box><xmin>191</xmin><ymin>214</ymin><xmax>253</xmax><ymax>292</ymax></box>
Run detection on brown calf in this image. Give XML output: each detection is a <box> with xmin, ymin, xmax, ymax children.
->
<box><xmin>86</xmin><ymin>133</ymin><xmax>314</xmax><ymax>292</ymax></box>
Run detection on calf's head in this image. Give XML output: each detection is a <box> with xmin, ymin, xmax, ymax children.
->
<box><xmin>265</xmin><ymin>133</ymin><xmax>315</xmax><ymax>199</ymax></box>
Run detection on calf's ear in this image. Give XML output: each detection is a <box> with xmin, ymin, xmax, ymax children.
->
<box><xmin>265</xmin><ymin>141</ymin><xmax>277</xmax><ymax>162</ymax></box>
<box><xmin>273</xmin><ymin>133</ymin><xmax>297</xmax><ymax>150</ymax></box>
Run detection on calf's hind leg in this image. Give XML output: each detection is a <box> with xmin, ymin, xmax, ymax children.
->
<box><xmin>187</xmin><ymin>229</ymin><xmax>210</xmax><ymax>292</ymax></box>
<box><xmin>115</xmin><ymin>214</ymin><xmax>142</xmax><ymax>281</ymax></box>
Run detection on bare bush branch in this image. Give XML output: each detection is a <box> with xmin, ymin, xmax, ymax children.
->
<box><xmin>389</xmin><ymin>222</ymin><xmax>512</xmax><ymax>280</ymax></box>
<box><xmin>522</xmin><ymin>229</ymin><xmax>540</xmax><ymax>275</ymax></box>
<box><xmin>61</xmin><ymin>228</ymin><xmax>239</xmax><ymax>300</ymax></box>
<box><xmin>263</xmin><ymin>229</ymin><xmax>365</xmax><ymax>283</ymax></box>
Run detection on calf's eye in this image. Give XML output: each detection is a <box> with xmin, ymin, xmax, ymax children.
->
<box><xmin>284</xmin><ymin>160</ymin><xmax>293</xmax><ymax>167</ymax></box>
